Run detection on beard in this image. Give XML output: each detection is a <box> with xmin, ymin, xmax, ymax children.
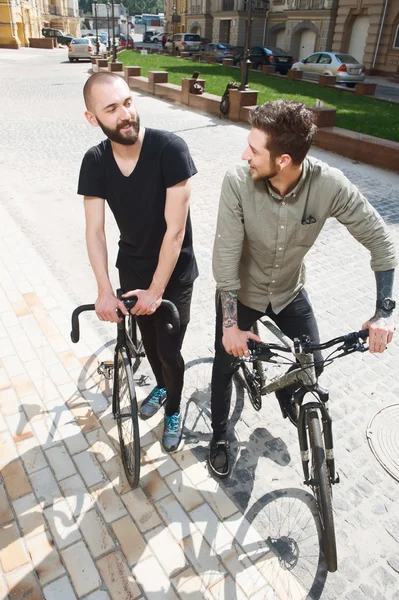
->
<box><xmin>249</xmin><ymin>163</ymin><xmax>279</xmax><ymax>181</ymax></box>
<box><xmin>96</xmin><ymin>113</ymin><xmax>140</xmax><ymax>146</ymax></box>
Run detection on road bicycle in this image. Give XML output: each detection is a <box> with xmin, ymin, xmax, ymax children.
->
<box><xmin>234</xmin><ymin>317</ymin><xmax>369</xmax><ymax>572</ymax></box>
<box><xmin>70</xmin><ymin>290</ymin><xmax>179</xmax><ymax>488</ymax></box>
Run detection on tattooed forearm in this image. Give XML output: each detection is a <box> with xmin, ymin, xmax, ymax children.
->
<box><xmin>375</xmin><ymin>269</ymin><xmax>394</xmax><ymax>309</ymax></box>
<box><xmin>220</xmin><ymin>291</ymin><xmax>238</xmax><ymax>328</ymax></box>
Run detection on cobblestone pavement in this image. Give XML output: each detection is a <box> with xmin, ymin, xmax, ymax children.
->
<box><xmin>0</xmin><ymin>48</ymin><xmax>399</xmax><ymax>600</ymax></box>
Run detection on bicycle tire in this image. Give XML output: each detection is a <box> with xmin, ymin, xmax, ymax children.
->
<box><xmin>308</xmin><ymin>408</ymin><xmax>337</xmax><ymax>572</ymax></box>
<box><xmin>114</xmin><ymin>347</ymin><xmax>140</xmax><ymax>488</ymax></box>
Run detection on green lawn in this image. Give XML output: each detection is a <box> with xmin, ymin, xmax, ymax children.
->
<box><xmin>117</xmin><ymin>50</ymin><xmax>399</xmax><ymax>143</ymax></box>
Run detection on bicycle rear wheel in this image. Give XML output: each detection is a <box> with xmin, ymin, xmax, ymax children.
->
<box><xmin>114</xmin><ymin>347</ymin><xmax>140</xmax><ymax>488</ymax></box>
<box><xmin>307</xmin><ymin>408</ymin><xmax>337</xmax><ymax>572</ymax></box>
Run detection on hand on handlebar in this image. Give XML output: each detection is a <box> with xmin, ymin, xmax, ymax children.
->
<box><xmin>122</xmin><ymin>288</ymin><xmax>162</xmax><ymax>316</ymax></box>
<box><xmin>95</xmin><ymin>293</ymin><xmax>128</xmax><ymax>323</ymax></box>
<box><xmin>362</xmin><ymin>311</ymin><xmax>395</xmax><ymax>354</ymax></box>
<box><xmin>222</xmin><ymin>325</ymin><xmax>262</xmax><ymax>358</ymax></box>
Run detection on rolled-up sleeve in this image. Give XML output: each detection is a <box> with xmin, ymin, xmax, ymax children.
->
<box><xmin>212</xmin><ymin>170</ymin><xmax>245</xmax><ymax>291</ymax></box>
<box><xmin>330</xmin><ymin>176</ymin><xmax>397</xmax><ymax>271</ymax></box>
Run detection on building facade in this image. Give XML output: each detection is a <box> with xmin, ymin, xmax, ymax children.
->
<box><xmin>183</xmin><ymin>0</ymin><xmax>398</xmax><ymax>75</ymax></box>
<box><xmin>0</xmin><ymin>0</ymin><xmax>80</xmax><ymax>49</ymax></box>
<box><xmin>165</xmin><ymin>0</ymin><xmax>188</xmax><ymax>35</ymax></box>
<box><xmin>332</xmin><ymin>0</ymin><xmax>399</xmax><ymax>76</ymax></box>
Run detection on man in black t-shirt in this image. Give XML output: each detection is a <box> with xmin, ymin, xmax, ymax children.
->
<box><xmin>78</xmin><ymin>72</ymin><xmax>198</xmax><ymax>453</ymax></box>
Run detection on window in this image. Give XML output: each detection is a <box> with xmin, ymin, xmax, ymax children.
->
<box><xmin>394</xmin><ymin>25</ymin><xmax>399</xmax><ymax>49</ymax></box>
<box><xmin>304</xmin><ymin>53</ymin><xmax>320</xmax><ymax>64</ymax></box>
<box><xmin>318</xmin><ymin>54</ymin><xmax>331</xmax><ymax>64</ymax></box>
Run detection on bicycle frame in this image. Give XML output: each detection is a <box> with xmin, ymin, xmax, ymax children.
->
<box><xmin>245</xmin><ymin>316</ymin><xmax>337</xmax><ymax>484</ymax></box>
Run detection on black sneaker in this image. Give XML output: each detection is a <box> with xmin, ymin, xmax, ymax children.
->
<box><xmin>208</xmin><ymin>439</ymin><xmax>231</xmax><ymax>479</ymax></box>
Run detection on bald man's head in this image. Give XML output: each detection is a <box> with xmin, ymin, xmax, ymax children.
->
<box><xmin>83</xmin><ymin>71</ymin><xmax>129</xmax><ymax>113</ymax></box>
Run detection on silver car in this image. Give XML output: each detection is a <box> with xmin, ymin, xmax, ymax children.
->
<box><xmin>291</xmin><ymin>52</ymin><xmax>365</xmax><ymax>87</ymax></box>
<box><xmin>165</xmin><ymin>33</ymin><xmax>201</xmax><ymax>55</ymax></box>
<box><xmin>68</xmin><ymin>37</ymin><xmax>106</xmax><ymax>62</ymax></box>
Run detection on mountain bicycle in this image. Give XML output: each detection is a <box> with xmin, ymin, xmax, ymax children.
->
<box><xmin>70</xmin><ymin>290</ymin><xmax>180</xmax><ymax>488</ymax></box>
<box><xmin>234</xmin><ymin>316</ymin><xmax>369</xmax><ymax>572</ymax></box>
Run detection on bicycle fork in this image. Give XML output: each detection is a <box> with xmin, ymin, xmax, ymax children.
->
<box><xmin>298</xmin><ymin>396</ymin><xmax>339</xmax><ymax>487</ymax></box>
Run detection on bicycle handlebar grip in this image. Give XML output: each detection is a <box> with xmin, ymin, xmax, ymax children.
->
<box><xmin>122</xmin><ymin>297</ymin><xmax>180</xmax><ymax>335</ymax></box>
<box><xmin>70</xmin><ymin>304</ymin><xmax>96</xmax><ymax>343</ymax></box>
<box><xmin>359</xmin><ymin>329</ymin><xmax>369</xmax><ymax>339</ymax></box>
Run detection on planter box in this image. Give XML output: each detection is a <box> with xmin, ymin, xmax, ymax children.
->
<box><xmin>318</xmin><ymin>75</ymin><xmax>336</xmax><ymax>87</ymax></box>
<box><xmin>228</xmin><ymin>89</ymin><xmax>259</xmax><ymax>121</ymax></box>
<box><xmin>308</xmin><ymin>106</ymin><xmax>337</xmax><ymax>128</ymax></box>
<box><xmin>222</xmin><ymin>58</ymin><xmax>234</xmax><ymax>67</ymax></box>
<box><xmin>355</xmin><ymin>82</ymin><xmax>376</xmax><ymax>96</ymax></box>
<box><xmin>261</xmin><ymin>65</ymin><xmax>276</xmax><ymax>75</ymax></box>
<box><xmin>288</xmin><ymin>70</ymin><xmax>303</xmax><ymax>80</ymax></box>
<box><xmin>108</xmin><ymin>61</ymin><xmax>123</xmax><ymax>72</ymax></box>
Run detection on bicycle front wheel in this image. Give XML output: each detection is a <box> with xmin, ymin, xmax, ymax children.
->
<box><xmin>308</xmin><ymin>409</ymin><xmax>337</xmax><ymax>572</ymax></box>
<box><xmin>114</xmin><ymin>347</ymin><xmax>140</xmax><ymax>488</ymax></box>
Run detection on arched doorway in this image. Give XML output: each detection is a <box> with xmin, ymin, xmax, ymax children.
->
<box><xmin>190</xmin><ymin>23</ymin><xmax>201</xmax><ymax>35</ymax></box>
<box><xmin>348</xmin><ymin>15</ymin><xmax>369</xmax><ymax>62</ymax></box>
<box><xmin>268</xmin><ymin>24</ymin><xmax>286</xmax><ymax>49</ymax></box>
<box><xmin>291</xmin><ymin>21</ymin><xmax>318</xmax><ymax>61</ymax></box>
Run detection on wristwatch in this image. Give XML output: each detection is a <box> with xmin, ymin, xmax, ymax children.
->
<box><xmin>381</xmin><ymin>298</ymin><xmax>396</xmax><ymax>312</ymax></box>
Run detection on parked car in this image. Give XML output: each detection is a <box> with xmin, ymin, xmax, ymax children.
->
<box><xmin>234</xmin><ymin>46</ymin><xmax>295</xmax><ymax>74</ymax></box>
<box><xmin>201</xmin><ymin>43</ymin><xmax>237</xmax><ymax>63</ymax></box>
<box><xmin>68</xmin><ymin>37</ymin><xmax>106</xmax><ymax>62</ymax></box>
<box><xmin>151</xmin><ymin>32</ymin><xmax>165</xmax><ymax>43</ymax></box>
<box><xmin>291</xmin><ymin>52</ymin><xmax>365</xmax><ymax>87</ymax></box>
<box><xmin>119</xmin><ymin>33</ymin><xmax>134</xmax><ymax>49</ymax></box>
<box><xmin>165</xmin><ymin>33</ymin><xmax>201</xmax><ymax>55</ymax></box>
<box><xmin>98</xmin><ymin>32</ymin><xmax>108</xmax><ymax>45</ymax></box>
<box><xmin>42</xmin><ymin>27</ymin><xmax>73</xmax><ymax>46</ymax></box>
<box><xmin>143</xmin><ymin>30</ymin><xmax>159</xmax><ymax>42</ymax></box>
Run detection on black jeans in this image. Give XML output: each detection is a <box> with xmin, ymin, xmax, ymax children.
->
<box><xmin>119</xmin><ymin>273</ymin><xmax>193</xmax><ymax>417</ymax></box>
<box><xmin>211</xmin><ymin>289</ymin><xmax>323</xmax><ymax>440</ymax></box>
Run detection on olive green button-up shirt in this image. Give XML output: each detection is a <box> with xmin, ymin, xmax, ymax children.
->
<box><xmin>213</xmin><ymin>156</ymin><xmax>397</xmax><ymax>314</ymax></box>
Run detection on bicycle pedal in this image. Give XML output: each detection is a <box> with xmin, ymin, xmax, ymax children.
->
<box><xmin>97</xmin><ymin>361</ymin><xmax>114</xmax><ymax>379</ymax></box>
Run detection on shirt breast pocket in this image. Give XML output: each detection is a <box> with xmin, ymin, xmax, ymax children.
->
<box><xmin>294</xmin><ymin>221</ymin><xmax>322</xmax><ymax>248</ymax></box>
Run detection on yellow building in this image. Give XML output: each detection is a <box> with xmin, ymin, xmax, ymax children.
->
<box><xmin>0</xmin><ymin>0</ymin><xmax>80</xmax><ymax>49</ymax></box>
<box><xmin>165</xmin><ymin>0</ymin><xmax>188</xmax><ymax>35</ymax></box>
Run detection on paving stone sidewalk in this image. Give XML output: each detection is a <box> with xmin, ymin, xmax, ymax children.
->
<box><xmin>1</xmin><ymin>48</ymin><xmax>399</xmax><ymax>600</ymax></box>
<box><xmin>0</xmin><ymin>200</ymin><xmax>287</xmax><ymax>599</ymax></box>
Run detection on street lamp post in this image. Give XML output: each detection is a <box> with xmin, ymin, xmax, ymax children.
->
<box><xmin>239</xmin><ymin>0</ymin><xmax>253</xmax><ymax>91</ymax></box>
<box><xmin>94</xmin><ymin>0</ymin><xmax>100</xmax><ymax>55</ymax></box>
<box><xmin>172</xmin><ymin>4</ymin><xmax>176</xmax><ymax>53</ymax></box>
<box><xmin>111</xmin><ymin>0</ymin><xmax>117</xmax><ymax>62</ymax></box>
<box><xmin>106</xmin><ymin>2</ymin><xmax>111</xmax><ymax>51</ymax></box>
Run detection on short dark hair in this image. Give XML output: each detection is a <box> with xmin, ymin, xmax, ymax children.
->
<box><xmin>249</xmin><ymin>100</ymin><xmax>317</xmax><ymax>165</ymax></box>
<box><xmin>83</xmin><ymin>71</ymin><xmax>126</xmax><ymax>111</ymax></box>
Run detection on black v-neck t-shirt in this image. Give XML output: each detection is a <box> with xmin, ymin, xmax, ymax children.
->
<box><xmin>78</xmin><ymin>128</ymin><xmax>198</xmax><ymax>289</ymax></box>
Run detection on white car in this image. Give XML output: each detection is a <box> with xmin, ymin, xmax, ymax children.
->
<box><xmin>150</xmin><ymin>32</ymin><xmax>163</xmax><ymax>43</ymax></box>
<box><xmin>68</xmin><ymin>37</ymin><xmax>106</xmax><ymax>62</ymax></box>
<box><xmin>291</xmin><ymin>52</ymin><xmax>366</xmax><ymax>87</ymax></box>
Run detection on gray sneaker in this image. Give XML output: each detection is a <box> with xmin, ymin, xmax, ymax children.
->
<box><xmin>162</xmin><ymin>412</ymin><xmax>182</xmax><ymax>453</ymax></box>
<box><xmin>139</xmin><ymin>387</ymin><xmax>167</xmax><ymax>420</ymax></box>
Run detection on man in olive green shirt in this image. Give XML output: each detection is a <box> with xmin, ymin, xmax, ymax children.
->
<box><xmin>208</xmin><ymin>100</ymin><xmax>397</xmax><ymax>479</ymax></box>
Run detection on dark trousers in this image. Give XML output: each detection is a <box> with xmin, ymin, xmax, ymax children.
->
<box><xmin>119</xmin><ymin>273</ymin><xmax>193</xmax><ymax>416</ymax></box>
<box><xmin>211</xmin><ymin>289</ymin><xmax>323</xmax><ymax>440</ymax></box>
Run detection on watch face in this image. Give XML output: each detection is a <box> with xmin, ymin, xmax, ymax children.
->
<box><xmin>382</xmin><ymin>298</ymin><xmax>396</xmax><ymax>312</ymax></box>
